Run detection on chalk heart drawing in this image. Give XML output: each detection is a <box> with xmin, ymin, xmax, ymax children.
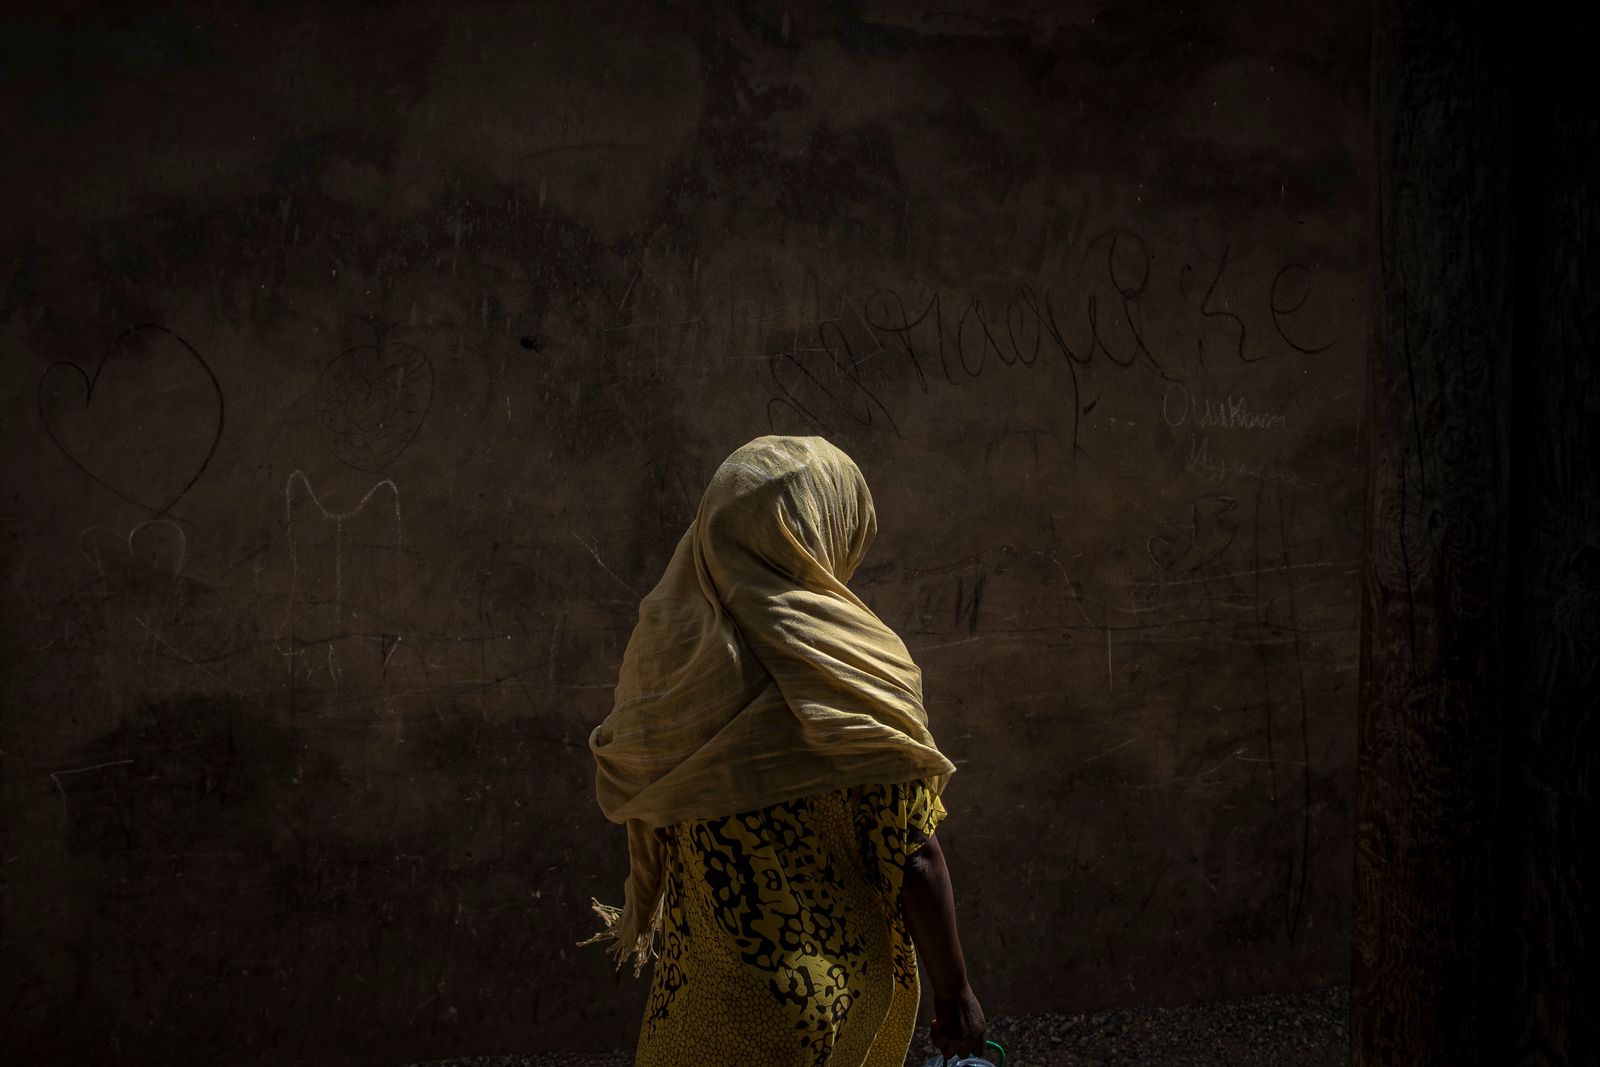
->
<box><xmin>79</xmin><ymin>520</ymin><xmax>188</xmax><ymax>585</ymax></box>
<box><xmin>37</xmin><ymin>325</ymin><xmax>225</xmax><ymax>514</ymax></box>
<box><xmin>312</xmin><ymin>343</ymin><xmax>433</xmax><ymax>472</ymax></box>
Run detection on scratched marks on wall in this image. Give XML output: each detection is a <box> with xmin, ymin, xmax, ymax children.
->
<box><xmin>762</xmin><ymin>232</ymin><xmax>1344</xmax><ymax>468</ymax></box>
<box><xmin>12</xmin><ymin>517</ymin><xmax>259</xmax><ymax>718</ymax></box>
<box><xmin>36</xmin><ymin>325</ymin><xmax>225</xmax><ymax>513</ymax></box>
<box><xmin>275</xmin><ymin>471</ymin><xmax>405</xmax><ymax>692</ymax></box>
<box><xmin>265</xmin><ymin>470</ymin><xmax>601</xmax><ymax>712</ymax></box>
<box><xmin>1128</xmin><ymin>488</ymin><xmax>1356</xmax><ymax>633</ymax></box>
<box><xmin>276</xmin><ymin>336</ymin><xmax>435</xmax><ymax>472</ymax></box>
<box><xmin>851</xmin><ymin>467</ymin><xmax>1356</xmax><ymax>945</ymax></box>
<box><xmin>0</xmin><ymin>1</ymin><xmax>1378</xmax><ymax>1051</ymax></box>
<box><xmin>75</xmin><ymin>520</ymin><xmax>189</xmax><ymax>657</ymax></box>
<box><xmin>1123</xmin><ymin>483</ymin><xmax>1353</xmax><ymax>945</ymax></box>
<box><xmin>600</xmin><ymin>254</ymin><xmax>707</xmax><ymax>381</ymax></box>
<box><xmin>24</xmin><ymin>521</ymin><xmax>193</xmax><ymax>677</ymax></box>
<box><xmin>859</xmin><ymin>487</ymin><xmax>1355</xmax><ymax>661</ymax></box>
<box><xmin>303</xmin><ymin>342</ymin><xmax>435</xmax><ymax>472</ymax></box>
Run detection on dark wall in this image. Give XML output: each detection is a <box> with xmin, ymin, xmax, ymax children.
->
<box><xmin>0</xmin><ymin>2</ymin><xmax>1368</xmax><ymax>1061</ymax></box>
<box><xmin>1354</xmin><ymin>1</ymin><xmax>1597</xmax><ymax>1064</ymax></box>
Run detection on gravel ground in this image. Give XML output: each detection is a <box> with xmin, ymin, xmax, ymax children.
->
<box><xmin>409</xmin><ymin>984</ymin><xmax>1347</xmax><ymax>1066</ymax></box>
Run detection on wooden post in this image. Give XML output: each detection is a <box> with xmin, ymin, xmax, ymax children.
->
<box><xmin>1356</xmin><ymin>0</ymin><xmax>1595</xmax><ymax>1063</ymax></box>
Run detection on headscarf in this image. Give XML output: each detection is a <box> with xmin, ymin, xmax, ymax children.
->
<box><xmin>584</xmin><ymin>435</ymin><xmax>955</xmax><ymax>973</ymax></box>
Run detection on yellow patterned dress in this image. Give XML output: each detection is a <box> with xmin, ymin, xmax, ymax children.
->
<box><xmin>635</xmin><ymin>779</ymin><xmax>946</xmax><ymax>1066</ymax></box>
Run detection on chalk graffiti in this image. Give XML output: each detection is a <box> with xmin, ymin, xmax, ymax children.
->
<box><xmin>283</xmin><ymin>470</ymin><xmax>403</xmax><ymax>614</ymax></box>
<box><xmin>1184</xmin><ymin>435</ymin><xmax>1318</xmax><ymax>489</ymax></box>
<box><xmin>277</xmin><ymin>471</ymin><xmax>404</xmax><ymax>687</ymax></box>
<box><xmin>83</xmin><ymin>519</ymin><xmax>188</xmax><ymax>653</ymax></box>
<box><xmin>1131</xmin><ymin>493</ymin><xmax>1253</xmax><ymax>620</ymax></box>
<box><xmin>1161</xmin><ymin>383</ymin><xmax>1288</xmax><ymax>431</ymax></box>
<box><xmin>28</xmin><ymin>520</ymin><xmax>195</xmax><ymax>662</ymax></box>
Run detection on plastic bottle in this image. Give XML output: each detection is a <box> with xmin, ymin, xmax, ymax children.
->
<box><xmin>921</xmin><ymin>1039</ymin><xmax>1008</xmax><ymax>1066</ymax></box>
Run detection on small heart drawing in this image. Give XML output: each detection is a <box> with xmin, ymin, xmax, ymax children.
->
<box><xmin>78</xmin><ymin>520</ymin><xmax>188</xmax><ymax>590</ymax></box>
<box><xmin>37</xmin><ymin>325</ymin><xmax>225</xmax><ymax>515</ymax></box>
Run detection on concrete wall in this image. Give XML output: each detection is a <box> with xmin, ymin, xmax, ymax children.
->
<box><xmin>0</xmin><ymin>2</ymin><xmax>1368</xmax><ymax>1061</ymax></box>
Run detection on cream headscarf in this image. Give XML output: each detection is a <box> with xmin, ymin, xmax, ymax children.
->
<box><xmin>585</xmin><ymin>435</ymin><xmax>955</xmax><ymax>973</ymax></box>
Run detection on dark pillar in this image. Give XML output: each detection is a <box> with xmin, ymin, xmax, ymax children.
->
<box><xmin>1354</xmin><ymin>0</ymin><xmax>1513</xmax><ymax>1061</ymax></box>
<box><xmin>1355</xmin><ymin>0</ymin><xmax>1596</xmax><ymax>1063</ymax></box>
<box><xmin>1499</xmin><ymin>6</ymin><xmax>1598</xmax><ymax>1062</ymax></box>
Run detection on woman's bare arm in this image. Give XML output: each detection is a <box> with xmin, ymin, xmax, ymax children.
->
<box><xmin>902</xmin><ymin>832</ymin><xmax>987</xmax><ymax>1055</ymax></box>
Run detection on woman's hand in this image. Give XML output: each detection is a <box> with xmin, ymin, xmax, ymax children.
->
<box><xmin>931</xmin><ymin>982</ymin><xmax>987</xmax><ymax>1058</ymax></box>
<box><xmin>903</xmin><ymin>833</ymin><xmax>988</xmax><ymax>1058</ymax></box>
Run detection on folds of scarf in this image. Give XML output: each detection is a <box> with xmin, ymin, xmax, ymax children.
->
<box><xmin>588</xmin><ymin>436</ymin><xmax>954</xmax><ymax>970</ymax></box>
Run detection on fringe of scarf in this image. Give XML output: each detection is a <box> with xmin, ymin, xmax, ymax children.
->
<box><xmin>576</xmin><ymin>894</ymin><xmax>665</xmax><ymax>978</ymax></box>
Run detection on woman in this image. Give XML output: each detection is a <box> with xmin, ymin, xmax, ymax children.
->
<box><xmin>586</xmin><ymin>435</ymin><xmax>988</xmax><ymax>1065</ymax></box>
